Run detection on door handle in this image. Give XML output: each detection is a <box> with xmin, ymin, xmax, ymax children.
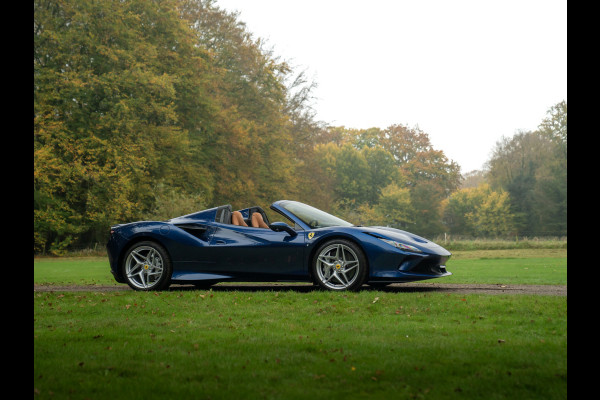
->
<box><xmin>214</xmin><ymin>240</ymin><xmax>226</xmax><ymax>245</ymax></box>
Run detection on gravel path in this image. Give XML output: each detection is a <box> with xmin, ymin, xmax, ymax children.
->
<box><xmin>33</xmin><ymin>282</ymin><xmax>566</xmax><ymax>296</ymax></box>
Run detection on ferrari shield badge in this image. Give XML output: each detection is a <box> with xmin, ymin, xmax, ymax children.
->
<box><xmin>307</xmin><ymin>232</ymin><xmax>315</xmax><ymax>240</ymax></box>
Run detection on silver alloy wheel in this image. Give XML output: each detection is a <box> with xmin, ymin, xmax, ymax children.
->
<box><xmin>315</xmin><ymin>243</ymin><xmax>360</xmax><ymax>290</ymax></box>
<box><xmin>124</xmin><ymin>245</ymin><xmax>165</xmax><ymax>290</ymax></box>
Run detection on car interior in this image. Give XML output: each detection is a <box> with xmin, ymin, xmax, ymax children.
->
<box><xmin>214</xmin><ymin>204</ymin><xmax>270</xmax><ymax>227</ymax></box>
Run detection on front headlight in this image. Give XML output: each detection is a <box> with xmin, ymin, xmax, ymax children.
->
<box><xmin>378</xmin><ymin>238</ymin><xmax>423</xmax><ymax>253</ymax></box>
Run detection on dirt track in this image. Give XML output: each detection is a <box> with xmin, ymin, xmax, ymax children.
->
<box><xmin>33</xmin><ymin>282</ymin><xmax>566</xmax><ymax>296</ymax></box>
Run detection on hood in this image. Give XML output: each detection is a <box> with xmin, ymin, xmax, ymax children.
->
<box><xmin>362</xmin><ymin>226</ymin><xmax>451</xmax><ymax>256</ymax></box>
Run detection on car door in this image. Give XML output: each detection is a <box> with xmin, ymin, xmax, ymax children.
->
<box><xmin>205</xmin><ymin>223</ymin><xmax>306</xmax><ymax>279</ymax></box>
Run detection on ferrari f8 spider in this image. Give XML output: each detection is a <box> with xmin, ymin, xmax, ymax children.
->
<box><xmin>106</xmin><ymin>200</ymin><xmax>452</xmax><ymax>291</ymax></box>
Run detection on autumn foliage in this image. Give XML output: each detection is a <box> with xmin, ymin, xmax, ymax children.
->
<box><xmin>34</xmin><ymin>0</ymin><xmax>566</xmax><ymax>254</ymax></box>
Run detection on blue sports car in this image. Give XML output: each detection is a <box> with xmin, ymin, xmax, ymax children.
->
<box><xmin>107</xmin><ymin>200</ymin><xmax>452</xmax><ymax>291</ymax></box>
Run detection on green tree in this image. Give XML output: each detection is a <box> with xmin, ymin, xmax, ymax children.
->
<box><xmin>535</xmin><ymin>100</ymin><xmax>567</xmax><ymax>235</ymax></box>
<box><xmin>380</xmin><ymin>125</ymin><xmax>460</xmax><ymax>236</ymax></box>
<box><xmin>538</xmin><ymin>100</ymin><xmax>567</xmax><ymax>158</ymax></box>
<box><xmin>467</xmin><ymin>188</ymin><xmax>515</xmax><ymax>237</ymax></box>
<box><xmin>309</xmin><ymin>125</ymin><xmax>460</xmax><ymax>236</ymax></box>
<box><xmin>180</xmin><ymin>0</ymin><xmax>302</xmax><ymax>208</ymax></box>
<box><xmin>313</xmin><ymin>141</ymin><xmax>400</xmax><ymax>208</ymax></box>
<box><xmin>441</xmin><ymin>189</ymin><xmax>474</xmax><ymax>236</ymax></box>
<box><xmin>362</xmin><ymin>146</ymin><xmax>400</xmax><ymax>204</ymax></box>
<box><xmin>314</xmin><ymin>143</ymin><xmax>370</xmax><ymax>207</ymax></box>
<box><xmin>408</xmin><ymin>182</ymin><xmax>446</xmax><ymax>236</ymax></box>
<box><xmin>373</xmin><ymin>183</ymin><xmax>415</xmax><ymax>228</ymax></box>
<box><xmin>442</xmin><ymin>184</ymin><xmax>515</xmax><ymax>237</ymax></box>
<box><xmin>35</xmin><ymin>0</ymin><xmax>209</xmax><ymax>252</ymax></box>
<box><xmin>485</xmin><ymin>101</ymin><xmax>566</xmax><ymax>237</ymax></box>
<box><xmin>34</xmin><ymin>0</ymin><xmax>321</xmax><ymax>253</ymax></box>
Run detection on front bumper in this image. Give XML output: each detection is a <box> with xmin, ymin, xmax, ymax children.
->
<box><xmin>368</xmin><ymin>253</ymin><xmax>452</xmax><ymax>283</ymax></box>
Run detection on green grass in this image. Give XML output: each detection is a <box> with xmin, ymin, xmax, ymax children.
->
<box><xmin>34</xmin><ymin>249</ymin><xmax>567</xmax><ymax>399</ymax></box>
<box><xmin>436</xmin><ymin>238</ymin><xmax>567</xmax><ymax>251</ymax></box>
<box><xmin>34</xmin><ymin>290</ymin><xmax>566</xmax><ymax>399</ymax></box>
<box><xmin>444</xmin><ymin>249</ymin><xmax>566</xmax><ymax>285</ymax></box>
<box><xmin>34</xmin><ymin>257</ymin><xmax>116</xmax><ymax>286</ymax></box>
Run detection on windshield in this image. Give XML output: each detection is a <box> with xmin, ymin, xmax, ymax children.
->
<box><xmin>279</xmin><ymin>201</ymin><xmax>353</xmax><ymax>229</ymax></box>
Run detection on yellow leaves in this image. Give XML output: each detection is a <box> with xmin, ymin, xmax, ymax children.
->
<box><xmin>443</xmin><ymin>183</ymin><xmax>516</xmax><ymax>236</ymax></box>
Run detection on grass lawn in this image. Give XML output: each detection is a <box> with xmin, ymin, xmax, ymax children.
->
<box><xmin>444</xmin><ymin>249</ymin><xmax>567</xmax><ymax>285</ymax></box>
<box><xmin>34</xmin><ymin>290</ymin><xmax>566</xmax><ymax>400</ymax></box>
<box><xmin>34</xmin><ymin>257</ymin><xmax>116</xmax><ymax>286</ymax></box>
<box><xmin>33</xmin><ymin>249</ymin><xmax>567</xmax><ymax>399</ymax></box>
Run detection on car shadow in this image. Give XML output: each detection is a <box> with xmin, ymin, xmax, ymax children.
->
<box><xmin>167</xmin><ymin>283</ymin><xmax>448</xmax><ymax>294</ymax></box>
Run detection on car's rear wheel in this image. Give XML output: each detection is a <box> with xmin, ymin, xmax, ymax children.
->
<box><xmin>122</xmin><ymin>241</ymin><xmax>172</xmax><ymax>291</ymax></box>
<box><xmin>312</xmin><ymin>239</ymin><xmax>367</xmax><ymax>291</ymax></box>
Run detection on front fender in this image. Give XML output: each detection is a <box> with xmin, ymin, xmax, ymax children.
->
<box><xmin>304</xmin><ymin>229</ymin><xmax>373</xmax><ymax>274</ymax></box>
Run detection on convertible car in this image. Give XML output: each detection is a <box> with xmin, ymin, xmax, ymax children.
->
<box><xmin>107</xmin><ymin>200</ymin><xmax>452</xmax><ymax>291</ymax></box>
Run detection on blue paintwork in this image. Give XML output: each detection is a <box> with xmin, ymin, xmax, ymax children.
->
<box><xmin>106</xmin><ymin>200</ymin><xmax>452</xmax><ymax>286</ymax></box>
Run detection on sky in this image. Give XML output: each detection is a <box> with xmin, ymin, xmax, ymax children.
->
<box><xmin>215</xmin><ymin>0</ymin><xmax>567</xmax><ymax>173</ymax></box>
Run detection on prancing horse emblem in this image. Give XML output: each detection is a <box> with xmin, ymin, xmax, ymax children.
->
<box><xmin>308</xmin><ymin>232</ymin><xmax>315</xmax><ymax>240</ymax></box>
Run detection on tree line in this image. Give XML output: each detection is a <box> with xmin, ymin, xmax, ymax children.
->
<box><xmin>34</xmin><ymin>0</ymin><xmax>567</xmax><ymax>254</ymax></box>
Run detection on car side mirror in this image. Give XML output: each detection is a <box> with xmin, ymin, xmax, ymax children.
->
<box><xmin>269</xmin><ymin>222</ymin><xmax>297</xmax><ymax>237</ymax></box>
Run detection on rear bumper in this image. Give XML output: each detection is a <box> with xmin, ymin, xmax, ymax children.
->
<box><xmin>106</xmin><ymin>234</ymin><xmax>126</xmax><ymax>283</ymax></box>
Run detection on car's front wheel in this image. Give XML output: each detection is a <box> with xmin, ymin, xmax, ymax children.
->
<box><xmin>122</xmin><ymin>241</ymin><xmax>172</xmax><ymax>291</ymax></box>
<box><xmin>312</xmin><ymin>239</ymin><xmax>367</xmax><ymax>291</ymax></box>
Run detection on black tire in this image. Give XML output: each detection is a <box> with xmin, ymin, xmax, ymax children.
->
<box><xmin>312</xmin><ymin>239</ymin><xmax>367</xmax><ymax>291</ymax></box>
<box><xmin>122</xmin><ymin>241</ymin><xmax>172</xmax><ymax>291</ymax></box>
